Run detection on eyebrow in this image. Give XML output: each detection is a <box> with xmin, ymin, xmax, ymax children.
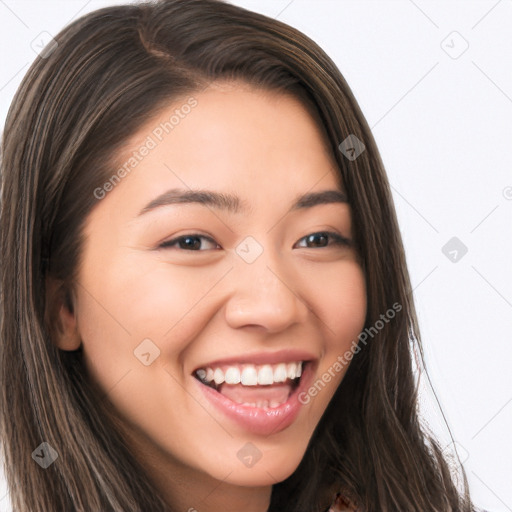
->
<box><xmin>138</xmin><ymin>188</ymin><xmax>348</xmax><ymax>216</ymax></box>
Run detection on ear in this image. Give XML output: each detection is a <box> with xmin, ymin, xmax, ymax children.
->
<box><xmin>45</xmin><ymin>276</ymin><xmax>82</xmax><ymax>351</ymax></box>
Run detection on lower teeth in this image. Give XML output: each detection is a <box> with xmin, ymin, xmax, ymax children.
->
<box><xmin>240</xmin><ymin>400</ymin><xmax>283</xmax><ymax>409</ymax></box>
<box><xmin>195</xmin><ymin>373</ymin><xmax>302</xmax><ymax>409</ymax></box>
<box><xmin>200</xmin><ymin>382</ymin><xmax>292</xmax><ymax>408</ymax></box>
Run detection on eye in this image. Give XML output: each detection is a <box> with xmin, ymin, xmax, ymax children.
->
<box><xmin>294</xmin><ymin>231</ymin><xmax>352</xmax><ymax>249</ymax></box>
<box><xmin>158</xmin><ymin>231</ymin><xmax>351</xmax><ymax>252</ymax></box>
<box><xmin>159</xmin><ymin>234</ymin><xmax>220</xmax><ymax>251</ymax></box>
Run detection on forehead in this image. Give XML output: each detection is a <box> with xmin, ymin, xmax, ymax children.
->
<box><xmin>122</xmin><ymin>82</ymin><xmax>336</xmax><ymax>161</ymax></box>
<box><xmin>99</xmin><ymin>83</ymin><xmax>344</xmax><ymax>218</ymax></box>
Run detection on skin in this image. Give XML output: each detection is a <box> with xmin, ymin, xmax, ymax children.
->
<box><xmin>52</xmin><ymin>82</ymin><xmax>367</xmax><ymax>512</ymax></box>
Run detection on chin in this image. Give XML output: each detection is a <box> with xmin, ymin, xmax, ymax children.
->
<box><xmin>221</xmin><ymin>460</ymin><xmax>302</xmax><ymax>487</ymax></box>
<box><xmin>210</xmin><ymin>441</ymin><xmax>308</xmax><ymax>487</ymax></box>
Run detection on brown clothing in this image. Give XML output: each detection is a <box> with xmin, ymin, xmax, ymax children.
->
<box><xmin>328</xmin><ymin>493</ymin><xmax>358</xmax><ymax>511</ymax></box>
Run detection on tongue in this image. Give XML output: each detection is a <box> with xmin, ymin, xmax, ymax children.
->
<box><xmin>218</xmin><ymin>382</ymin><xmax>291</xmax><ymax>404</ymax></box>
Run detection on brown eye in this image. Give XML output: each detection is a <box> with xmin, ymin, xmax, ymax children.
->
<box><xmin>294</xmin><ymin>231</ymin><xmax>351</xmax><ymax>249</ymax></box>
<box><xmin>159</xmin><ymin>234</ymin><xmax>220</xmax><ymax>251</ymax></box>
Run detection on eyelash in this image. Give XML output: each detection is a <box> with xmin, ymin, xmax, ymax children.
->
<box><xmin>158</xmin><ymin>231</ymin><xmax>352</xmax><ymax>251</ymax></box>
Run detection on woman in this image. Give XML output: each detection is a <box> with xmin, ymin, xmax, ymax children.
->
<box><xmin>0</xmin><ymin>0</ymin><xmax>476</xmax><ymax>510</ymax></box>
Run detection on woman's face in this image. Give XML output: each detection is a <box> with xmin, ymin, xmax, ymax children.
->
<box><xmin>64</xmin><ymin>83</ymin><xmax>366</xmax><ymax>491</ymax></box>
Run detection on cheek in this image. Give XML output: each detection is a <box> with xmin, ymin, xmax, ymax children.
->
<box><xmin>301</xmin><ymin>261</ymin><xmax>366</xmax><ymax>408</ymax></box>
<box><xmin>308</xmin><ymin>259</ymin><xmax>367</xmax><ymax>347</ymax></box>
<box><xmin>74</xmin><ymin>255</ymin><xmax>227</xmax><ymax>384</ymax></box>
<box><xmin>333</xmin><ymin>264</ymin><xmax>366</xmax><ymax>350</ymax></box>
<box><xmin>329</xmin><ymin>263</ymin><xmax>366</xmax><ymax>373</ymax></box>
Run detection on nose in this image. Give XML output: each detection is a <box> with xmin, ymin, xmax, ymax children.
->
<box><xmin>223</xmin><ymin>248</ymin><xmax>309</xmax><ymax>333</ymax></box>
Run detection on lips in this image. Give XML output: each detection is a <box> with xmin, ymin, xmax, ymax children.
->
<box><xmin>190</xmin><ymin>351</ymin><xmax>317</xmax><ymax>435</ymax></box>
<box><xmin>194</xmin><ymin>361</ymin><xmax>304</xmax><ymax>408</ymax></box>
<box><xmin>192</xmin><ymin>350</ymin><xmax>314</xmax><ymax>408</ymax></box>
<box><xmin>192</xmin><ymin>358</ymin><xmax>315</xmax><ymax>435</ymax></box>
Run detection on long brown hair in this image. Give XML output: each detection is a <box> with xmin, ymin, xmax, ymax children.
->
<box><xmin>0</xmin><ymin>0</ymin><xmax>473</xmax><ymax>510</ymax></box>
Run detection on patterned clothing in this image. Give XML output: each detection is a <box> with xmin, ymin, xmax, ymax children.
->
<box><xmin>328</xmin><ymin>493</ymin><xmax>358</xmax><ymax>511</ymax></box>
<box><xmin>326</xmin><ymin>494</ymin><xmax>490</xmax><ymax>512</ymax></box>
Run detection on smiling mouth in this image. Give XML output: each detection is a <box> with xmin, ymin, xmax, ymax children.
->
<box><xmin>193</xmin><ymin>361</ymin><xmax>306</xmax><ymax>409</ymax></box>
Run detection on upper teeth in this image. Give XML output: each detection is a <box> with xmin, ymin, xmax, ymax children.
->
<box><xmin>196</xmin><ymin>362</ymin><xmax>303</xmax><ymax>386</ymax></box>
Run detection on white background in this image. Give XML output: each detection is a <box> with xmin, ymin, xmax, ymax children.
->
<box><xmin>1</xmin><ymin>1</ymin><xmax>511</xmax><ymax>510</ymax></box>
